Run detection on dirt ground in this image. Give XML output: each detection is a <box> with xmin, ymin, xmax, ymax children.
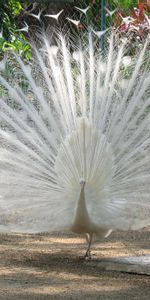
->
<box><xmin>0</xmin><ymin>229</ymin><xmax>150</xmax><ymax>300</ymax></box>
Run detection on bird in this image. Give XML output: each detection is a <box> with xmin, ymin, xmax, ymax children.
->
<box><xmin>0</xmin><ymin>33</ymin><xmax>150</xmax><ymax>259</ymax></box>
<box><xmin>74</xmin><ymin>6</ymin><xmax>91</xmax><ymax>16</ymax></box>
<box><xmin>44</xmin><ymin>9</ymin><xmax>64</xmax><ymax>22</ymax></box>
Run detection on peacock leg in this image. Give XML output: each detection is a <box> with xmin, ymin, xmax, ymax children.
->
<box><xmin>84</xmin><ymin>233</ymin><xmax>93</xmax><ymax>259</ymax></box>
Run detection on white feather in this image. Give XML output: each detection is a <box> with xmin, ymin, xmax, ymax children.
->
<box><xmin>0</xmin><ymin>33</ymin><xmax>150</xmax><ymax>240</ymax></box>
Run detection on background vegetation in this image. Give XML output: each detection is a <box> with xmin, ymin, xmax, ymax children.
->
<box><xmin>0</xmin><ymin>0</ymin><xmax>149</xmax><ymax>59</ymax></box>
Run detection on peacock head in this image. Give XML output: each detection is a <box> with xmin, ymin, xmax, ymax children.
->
<box><xmin>80</xmin><ymin>179</ymin><xmax>86</xmax><ymax>189</ymax></box>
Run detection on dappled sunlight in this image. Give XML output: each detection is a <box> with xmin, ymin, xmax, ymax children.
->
<box><xmin>0</xmin><ymin>231</ymin><xmax>149</xmax><ymax>299</ymax></box>
<box><xmin>26</xmin><ymin>280</ymin><xmax>131</xmax><ymax>295</ymax></box>
<box><xmin>0</xmin><ymin>263</ymin><xmax>139</xmax><ymax>297</ymax></box>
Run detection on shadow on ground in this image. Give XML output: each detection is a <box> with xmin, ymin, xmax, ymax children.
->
<box><xmin>0</xmin><ymin>230</ymin><xmax>149</xmax><ymax>300</ymax></box>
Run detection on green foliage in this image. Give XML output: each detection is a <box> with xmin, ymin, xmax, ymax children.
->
<box><xmin>28</xmin><ymin>0</ymin><xmax>74</xmax><ymax>2</ymax></box>
<box><xmin>1</xmin><ymin>34</ymin><xmax>32</xmax><ymax>60</ymax></box>
<box><xmin>112</xmin><ymin>0</ymin><xmax>137</xmax><ymax>11</ymax></box>
<box><xmin>0</xmin><ymin>0</ymin><xmax>22</xmax><ymax>36</ymax></box>
<box><xmin>9</xmin><ymin>0</ymin><xmax>22</xmax><ymax>14</ymax></box>
<box><xmin>0</xmin><ymin>0</ymin><xmax>31</xmax><ymax>59</ymax></box>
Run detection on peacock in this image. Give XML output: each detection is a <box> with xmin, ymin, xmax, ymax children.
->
<box><xmin>0</xmin><ymin>32</ymin><xmax>150</xmax><ymax>258</ymax></box>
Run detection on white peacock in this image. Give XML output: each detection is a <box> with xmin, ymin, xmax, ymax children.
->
<box><xmin>0</xmin><ymin>33</ymin><xmax>149</xmax><ymax>258</ymax></box>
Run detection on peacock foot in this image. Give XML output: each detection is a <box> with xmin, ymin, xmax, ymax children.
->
<box><xmin>84</xmin><ymin>249</ymin><xmax>92</xmax><ymax>260</ymax></box>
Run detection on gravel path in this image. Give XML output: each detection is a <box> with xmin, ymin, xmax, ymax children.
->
<box><xmin>0</xmin><ymin>230</ymin><xmax>150</xmax><ymax>300</ymax></box>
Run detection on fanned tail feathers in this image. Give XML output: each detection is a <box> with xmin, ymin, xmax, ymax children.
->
<box><xmin>0</xmin><ymin>33</ymin><xmax>150</xmax><ymax>233</ymax></box>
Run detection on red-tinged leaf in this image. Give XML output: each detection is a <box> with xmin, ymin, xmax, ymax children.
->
<box><xmin>130</xmin><ymin>8</ymin><xmax>138</xmax><ymax>19</ymax></box>
<box><xmin>113</xmin><ymin>11</ymin><xmax>124</xmax><ymax>27</ymax></box>
<box><xmin>119</xmin><ymin>23</ymin><xmax>130</xmax><ymax>33</ymax></box>
<box><xmin>138</xmin><ymin>3</ymin><xmax>145</xmax><ymax>20</ymax></box>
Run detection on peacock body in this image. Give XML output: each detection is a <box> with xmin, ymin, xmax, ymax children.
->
<box><xmin>0</xmin><ymin>33</ymin><xmax>150</xmax><ymax>255</ymax></box>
